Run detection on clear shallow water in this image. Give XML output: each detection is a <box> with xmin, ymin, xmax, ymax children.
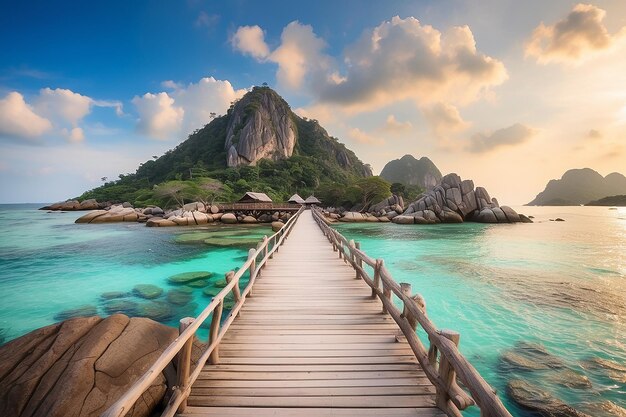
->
<box><xmin>0</xmin><ymin>204</ymin><xmax>271</xmax><ymax>342</ymax></box>
<box><xmin>334</xmin><ymin>206</ymin><xmax>626</xmax><ymax>416</ymax></box>
<box><xmin>0</xmin><ymin>205</ymin><xmax>624</xmax><ymax>415</ymax></box>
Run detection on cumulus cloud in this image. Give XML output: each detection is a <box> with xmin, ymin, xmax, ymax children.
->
<box><xmin>381</xmin><ymin>115</ymin><xmax>412</xmax><ymax>133</ymax></box>
<box><xmin>348</xmin><ymin>127</ymin><xmax>384</xmax><ymax>145</ymax></box>
<box><xmin>423</xmin><ymin>103</ymin><xmax>470</xmax><ymax>134</ymax></box>
<box><xmin>134</xmin><ymin>77</ymin><xmax>247</xmax><ymax>140</ymax></box>
<box><xmin>0</xmin><ymin>92</ymin><xmax>53</xmax><ymax>139</ymax></box>
<box><xmin>132</xmin><ymin>92</ymin><xmax>184</xmax><ymax>140</ymax></box>
<box><xmin>236</xmin><ymin>17</ymin><xmax>507</xmax><ymax>111</ymax></box>
<box><xmin>468</xmin><ymin>123</ymin><xmax>537</xmax><ymax>153</ymax></box>
<box><xmin>62</xmin><ymin>127</ymin><xmax>85</xmax><ymax>143</ymax></box>
<box><xmin>231</xmin><ymin>25</ymin><xmax>270</xmax><ymax>60</ymax></box>
<box><xmin>35</xmin><ymin>88</ymin><xmax>93</xmax><ymax>126</ymax></box>
<box><xmin>525</xmin><ymin>4</ymin><xmax>626</xmax><ymax>64</ymax></box>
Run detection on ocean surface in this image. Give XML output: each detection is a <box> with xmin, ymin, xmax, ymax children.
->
<box><xmin>0</xmin><ymin>204</ymin><xmax>624</xmax><ymax>416</ymax></box>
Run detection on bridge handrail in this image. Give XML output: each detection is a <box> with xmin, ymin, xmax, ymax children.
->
<box><xmin>101</xmin><ymin>206</ymin><xmax>305</xmax><ymax>417</ymax></box>
<box><xmin>312</xmin><ymin>207</ymin><xmax>513</xmax><ymax>417</ymax></box>
<box><xmin>217</xmin><ymin>202</ymin><xmax>302</xmax><ymax>211</ymax></box>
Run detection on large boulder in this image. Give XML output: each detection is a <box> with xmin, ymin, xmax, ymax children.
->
<box><xmin>76</xmin><ymin>206</ymin><xmax>138</xmax><ymax>224</ymax></box>
<box><xmin>0</xmin><ymin>315</ymin><xmax>178</xmax><ymax>417</ymax></box>
<box><xmin>340</xmin><ymin>212</ymin><xmax>365</xmax><ymax>222</ymax></box>
<box><xmin>79</xmin><ymin>199</ymin><xmax>99</xmax><ymax>210</ymax></box>
<box><xmin>221</xmin><ymin>213</ymin><xmax>237</xmax><ymax>224</ymax></box>
<box><xmin>507</xmin><ymin>379</ymin><xmax>591</xmax><ymax>417</ymax></box>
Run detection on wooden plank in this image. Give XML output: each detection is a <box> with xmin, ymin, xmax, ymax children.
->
<box><xmin>197</xmin><ymin>370</ymin><xmax>423</xmax><ymax>380</ymax></box>
<box><xmin>179</xmin><ymin>407</ymin><xmax>446</xmax><ymax>417</ymax></box>
<box><xmin>202</xmin><ymin>364</ymin><xmax>421</xmax><ymax>372</ymax></box>
<box><xmin>218</xmin><ymin>356</ymin><xmax>418</xmax><ymax>365</ymax></box>
<box><xmin>219</xmin><ymin>342</ymin><xmax>413</xmax><ymax>351</ymax></box>
<box><xmin>187</xmin><ymin>395</ymin><xmax>436</xmax><ymax>408</ymax></box>
<box><xmin>189</xmin><ymin>386</ymin><xmax>436</xmax><ymax>397</ymax></box>
<box><xmin>192</xmin><ymin>377</ymin><xmax>433</xmax><ymax>388</ymax></box>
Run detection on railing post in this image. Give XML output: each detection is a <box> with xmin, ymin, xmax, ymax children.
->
<box><xmin>269</xmin><ymin>235</ymin><xmax>276</xmax><ymax>259</ymax></box>
<box><xmin>248</xmin><ymin>248</ymin><xmax>257</xmax><ymax>282</ymax></box>
<box><xmin>400</xmin><ymin>283</ymin><xmax>418</xmax><ymax>332</ymax></box>
<box><xmin>263</xmin><ymin>235</ymin><xmax>268</xmax><ymax>264</ymax></box>
<box><xmin>354</xmin><ymin>241</ymin><xmax>362</xmax><ymax>279</ymax></box>
<box><xmin>372</xmin><ymin>259</ymin><xmax>383</xmax><ymax>299</ymax></box>
<box><xmin>225</xmin><ymin>271</ymin><xmax>241</xmax><ymax>304</ymax></box>
<box><xmin>208</xmin><ymin>300</ymin><xmax>224</xmax><ymax>364</ymax></box>
<box><xmin>176</xmin><ymin>317</ymin><xmax>194</xmax><ymax>413</ymax></box>
<box><xmin>436</xmin><ymin>330</ymin><xmax>461</xmax><ymax>412</ymax></box>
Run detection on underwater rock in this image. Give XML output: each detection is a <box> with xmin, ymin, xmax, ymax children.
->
<box><xmin>500</xmin><ymin>341</ymin><xmax>565</xmax><ymax>371</ymax></box>
<box><xmin>546</xmin><ymin>369</ymin><xmax>592</xmax><ymax>389</ymax></box>
<box><xmin>581</xmin><ymin>357</ymin><xmax>626</xmax><ymax>383</ymax></box>
<box><xmin>103</xmin><ymin>299</ymin><xmax>139</xmax><ymax>316</ymax></box>
<box><xmin>187</xmin><ymin>279</ymin><xmax>210</xmax><ymax>288</ymax></box>
<box><xmin>132</xmin><ymin>284</ymin><xmax>163</xmax><ymax>299</ymax></box>
<box><xmin>53</xmin><ymin>305</ymin><xmax>98</xmax><ymax>321</ymax></box>
<box><xmin>203</xmin><ymin>287</ymin><xmax>221</xmax><ymax>297</ymax></box>
<box><xmin>136</xmin><ymin>301</ymin><xmax>173</xmax><ymax>321</ymax></box>
<box><xmin>100</xmin><ymin>291</ymin><xmax>127</xmax><ymax>300</ymax></box>
<box><xmin>213</xmin><ymin>278</ymin><xmax>228</xmax><ymax>288</ymax></box>
<box><xmin>202</xmin><ymin>237</ymin><xmax>261</xmax><ymax>248</ymax></box>
<box><xmin>581</xmin><ymin>401</ymin><xmax>626</xmax><ymax>417</ymax></box>
<box><xmin>167</xmin><ymin>289</ymin><xmax>193</xmax><ymax>306</ymax></box>
<box><xmin>168</xmin><ymin>271</ymin><xmax>213</xmax><ymax>284</ymax></box>
<box><xmin>507</xmin><ymin>379</ymin><xmax>591</xmax><ymax>417</ymax></box>
<box><xmin>0</xmin><ymin>315</ymin><xmax>176</xmax><ymax>417</ymax></box>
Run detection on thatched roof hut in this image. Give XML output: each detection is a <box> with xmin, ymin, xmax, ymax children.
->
<box><xmin>288</xmin><ymin>194</ymin><xmax>305</xmax><ymax>204</ymax></box>
<box><xmin>237</xmin><ymin>192</ymin><xmax>273</xmax><ymax>203</ymax></box>
<box><xmin>304</xmin><ymin>195</ymin><xmax>321</xmax><ymax>205</ymax></box>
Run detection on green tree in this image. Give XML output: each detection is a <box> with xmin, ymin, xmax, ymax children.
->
<box><xmin>352</xmin><ymin>177</ymin><xmax>391</xmax><ymax>209</ymax></box>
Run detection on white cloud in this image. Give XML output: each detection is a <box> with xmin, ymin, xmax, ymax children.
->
<box><xmin>231</xmin><ymin>25</ymin><xmax>270</xmax><ymax>60</ymax></box>
<box><xmin>348</xmin><ymin>127</ymin><xmax>384</xmax><ymax>145</ymax></box>
<box><xmin>468</xmin><ymin>123</ymin><xmax>537</xmax><ymax>153</ymax></box>
<box><xmin>423</xmin><ymin>102</ymin><xmax>470</xmax><ymax>134</ymax></box>
<box><xmin>61</xmin><ymin>127</ymin><xmax>85</xmax><ymax>143</ymax></box>
<box><xmin>268</xmin><ymin>21</ymin><xmax>329</xmax><ymax>90</ymax></box>
<box><xmin>132</xmin><ymin>92</ymin><xmax>184</xmax><ymax>140</ymax></box>
<box><xmin>35</xmin><ymin>87</ymin><xmax>93</xmax><ymax>126</ymax></box>
<box><xmin>525</xmin><ymin>4</ymin><xmax>626</xmax><ymax>64</ymax></box>
<box><xmin>382</xmin><ymin>115</ymin><xmax>412</xmax><ymax>133</ymax></box>
<box><xmin>0</xmin><ymin>92</ymin><xmax>53</xmax><ymax>139</ymax></box>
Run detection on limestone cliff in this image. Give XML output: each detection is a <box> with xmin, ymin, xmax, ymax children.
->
<box><xmin>225</xmin><ymin>87</ymin><xmax>296</xmax><ymax>167</ymax></box>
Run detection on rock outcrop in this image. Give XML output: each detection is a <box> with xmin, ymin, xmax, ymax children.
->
<box><xmin>399</xmin><ymin>173</ymin><xmax>528</xmax><ymax>224</ymax></box>
<box><xmin>41</xmin><ymin>199</ymin><xmax>106</xmax><ymax>211</ymax></box>
<box><xmin>380</xmin><ymin>155</ymin><xmax>442</xmax><ymax>190</ymax></box>
<box><xmin>225</xmin><ymin>87</ymin><xmax>296</xmax><ymax>167</ymax></box>
<box><xmin>0</xmin><ymin>315</ymin><xmax>177</xmax><ymax>417</ymax></box>
<box><xmin>507</xmin><ymin>379</ymin><xmax>591</xmax><ymax>417</ymax></box>
<box><xmin>369</xmin><ymin>194</ymin><xmax>404</xmax><ymax>218</ymax></box>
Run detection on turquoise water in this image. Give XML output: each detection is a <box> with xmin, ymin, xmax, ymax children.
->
<box><xmin>0</xmin><ymin>204</ymin><xmax>272</xmax><ymax>342</ymax></box>
<box><xmin>0</xmin><ymin>205</ymin><xmax>624</xmax><ymax>415</ymax></box>
<box><xmin>334</xmin><ymin>206</ymin><xmax>626</xmax><ymax>416</ymax></box>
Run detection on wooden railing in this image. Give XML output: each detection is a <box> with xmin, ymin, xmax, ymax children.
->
<box><xmin>101</xmin><ymin>206</ymin><xmax>305</xmax><ymax>417</ymax></box>
<box><xmin>312</xmin><ymin>208</ymin><xmax>513</xmax><ymax>417</ymax></box>
<box><xmin>217</xmin><ymin>202</ymin><xmax>302</xmax><ymax>211</ymax></box>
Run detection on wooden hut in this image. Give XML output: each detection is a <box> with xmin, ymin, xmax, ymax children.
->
<box><xmin>288</xmin><ymin>194</ymin><xmax>305</xmax><ymax>204</ymax></box>
<box><xmin>304</xmin><ymin>195</ymin><xmax>321</xmax><ymax>206</ymax></box>
<box><xmin>237</xmin><ymin>192</ymin><xmax>273</xmax><ymax>203</ymax></box>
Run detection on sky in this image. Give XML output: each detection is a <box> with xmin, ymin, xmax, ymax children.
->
<box><xmin>1</xmin><ymin>0</ymin><xmax>625</xmax><ymax>204</ymax></box>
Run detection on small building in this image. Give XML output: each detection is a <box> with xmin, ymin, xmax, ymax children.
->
<box><xmin>304</xmin><ymin>195</ymin><xmax>321</xmax><ymax>206</ymax></box>
<box><xmin>237</xmin><ymin>192</ymin><xmax>273</xmax><ymax>203</ymax></box>
<box><xmin>288</xmin><ymin>193</ymin><xmax>305</xmax><ymax>204</ymax></box>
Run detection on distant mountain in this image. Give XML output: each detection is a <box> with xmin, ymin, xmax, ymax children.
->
<box><xmin>528</xmin><ymin>168</ymin><xmax>626</xmax><ymax>205</ymax></box>
<box><xmin>380</xmin><ymin>155</ymin><xmax>442</xmax><ymax>190</ymax></box>
<box><xmin>586</xmin><ymin>195</ymin><xmax>626</xmax><ymax>206</ymax></box>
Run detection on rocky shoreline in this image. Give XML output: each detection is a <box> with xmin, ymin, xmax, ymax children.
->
<box><xmin>324</xmin><ymin>173</ymin><xmax>532</xmax><ymax>225</ymax></box>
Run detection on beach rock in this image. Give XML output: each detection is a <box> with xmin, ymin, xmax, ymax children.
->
<box><xmin>340</xmin><ymin>212</ymin><xmax>365</xmax><ymax>222</ymax></box>
<box><xmin>100</xmin><ymin>291</ymin><xmax>126</xmax><ymax>300</ymax></box>
<box><xmin>242</xmin><ymin>215</ymin><xmax>258</xmax><ymax>224</ymax></box>
<box><xmin>168</xmin><ymin>271</ymin><xmax>213</xmax><ymax>284</ymax></box>
<box><xmin>439</xmin><ymin>208</ymin><xmax>463</xmax><ymax>223</ymax></box>
<box><xmin>122</xmin><ymin>202</ymin><xmax>133</xmax><ymax>208</ymax></box>
<box><xmin>392</xmin><ymin>215</ymin><xmax>415</xmax><ymax>224</ymax></box>
<box><xmin>103</xmin><ymin>299</ymin><xmax>138</xmax><ymax>316</ymax></box>
<box><xmin>547</xmin><ymin>369</ymin><xmax>592</xmax><ymax>389</ymax></box>
<box><xmin>475</xmin><ymin>208</ymin><xmax>498</xmax><ymax>223</ymax></box>
<box><xmin>378</xmin><ymin>216</ymin><xmax>390</xmax><ymax>222</ymax></box>
<box><xmin>272</xmin><ymin>221</ymin><xmax>284</xmax><ymax>232</ymax></box>
<box><xmin>492</xmin><ymin>207</ymin><xmax>508</xmax><ymax>223</ymax></box>
<box><xmin>221</xmin><ymin>213</ymin><xmax>237</xmax><ymax>224</ymax></box>
<box><xmin>258</xmin><ymin>213</ymin><xmax>272</xmax><ymax>223</ymax></box>
<box><xmin>519</xmin><ymin>214</ymin><xmax>533</xmax><ymax>223</ymax></box>
<box><xmin>132</xmin><ymin>284</ymin><xmax>163</xmax><ymax>300</ymax></box>
<box><xmin>74</xmin><ymin>210</ymin><xmax>108</xmax><ymax>223</ymax></box>
<box><xmin>507</xmin><ymin>379</ymin><xmax>591</xmax><ymax>417</ymax></box>
<box><xmin>78</xmin><ymin>205</ymin><xmax>138</xmax><ymax>224</ymax></box>
<box><xmin>555</xmin><ymin>218</ymin><xmax>565</xmax><ymax>222</ymax></box>
<box><xmin>210</xmin><ymin>205</ymin><xmax>219</xmax><ymax>214</ymax></box>
<box><xmin>212</xmin><ymin>212</ymin><xmax>223</xmax><ymax>221</ymax></box>
<box><xmin>136</xmin><ymin>301</ymin><xmax>173</xmax><ymax>321</ymax></box>
<box><xmin>143</xmin><ymin>206</ymin><xmax>164</xmax><ymax>216</ymax></box>
<box><xmin>501</xmin><ymin>206</ymin><xmax>521</xmax><ymax>222</ymax></box>
<box><xmin>79</xmin><ymin>199</ymin><xmax>99</xmax><ymax>210</ymax></box>
<box><xmin>0</xmin><ymin>315</ymin><xmax>177</xmax><ymax>417</ymax></box>
<box><xmin>183</xmin><ymin>202</ymin><xmax>205</xmax><ymax>212</ymax></box>
<box><xmin>53</xmin><ymin>305</ymin><xmax>98</xmax><ymax>321</ymax></box>
<box><xmin>145</xmin><ymin>218</ymin><xmax>177</xmax><ymax>227</ymax></box>
<box><xmin>166</xmin><ymin>289</ymin><xmax>193</xmax><ymax>306</ymax></box>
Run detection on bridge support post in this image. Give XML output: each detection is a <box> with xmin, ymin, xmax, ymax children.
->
<box><xmin>176</xmin><ymin>317</ymin><xmax>195</xmax><ymax>413</ymax></box>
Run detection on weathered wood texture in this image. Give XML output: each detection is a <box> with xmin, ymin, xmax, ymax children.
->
<box><xmin>181</xmin><ymin>210</ymin><xmax>446</xmax><ymax>417</ymax></box>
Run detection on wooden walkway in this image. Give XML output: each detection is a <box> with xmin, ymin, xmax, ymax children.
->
<box><xmin>180</xmin><ymin>210</ymin><xmax>445</xmax><ymax>417</ymax></box>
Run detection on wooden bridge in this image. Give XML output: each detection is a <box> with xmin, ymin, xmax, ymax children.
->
<box><xmin>102</xmin><ymin>208</ymin><xmax>513</xmax><ymax>417</ymax></box>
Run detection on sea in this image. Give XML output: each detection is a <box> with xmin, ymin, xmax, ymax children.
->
<box><xmin>0</xmin><ymin>204</ymin><xmax>624</xmax><ymax>416</ymax></box>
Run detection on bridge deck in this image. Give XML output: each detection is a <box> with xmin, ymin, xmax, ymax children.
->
<box><xmin>179</xmin><ymin>210</ymin><xmax>444</xmax><ymax>417</ymax></box>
